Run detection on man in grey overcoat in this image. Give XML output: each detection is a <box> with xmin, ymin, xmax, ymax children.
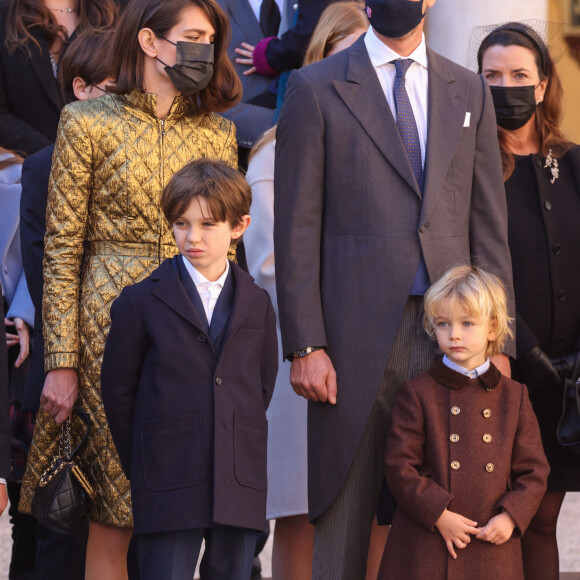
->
<box><xmin>273</xmin><ymin>0</ymin><xmax>516</xmax><ymax>578</ymax></box>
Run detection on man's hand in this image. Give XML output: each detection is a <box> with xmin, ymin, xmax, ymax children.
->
<box><xmin>290</xmin><ymin>349</ymin><xmax>337</xmax><ymax>404</ymax></box>
<box><xmin>476</xmin><ymin>511</ymin><xmax>516</xmax><ymax>545</ymax></box>
<box><xmin>490</xmin><ymin>353</ymin><xmax>511</xmax><ymax>378</ymax></box>
<box><xmin>234</xmin><ymin>42</ymin><xmax>256</xmax><ymax>75</ymax></box>
<box><xmin>40</xmin><ymin>368</ymin><xmax>79</xmax><ymax>423</ymax></box>
<box><xmin>5</xmin><ymin>317</ymin><xmax>30</xmax><ymax>367</ymax></box>
<box><xmin>434</xmin><ymin>509</ymin><xmax>479</xmax><ymax>559</ymax></box>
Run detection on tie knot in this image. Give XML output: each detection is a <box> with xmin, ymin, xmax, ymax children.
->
<box><xmin>393</xmin><ymin>58</ymin><xmax>414</xmax><ymax>78</ymax></box>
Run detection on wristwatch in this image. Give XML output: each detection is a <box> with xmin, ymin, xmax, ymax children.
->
<box><xmin>292</xmin><ymin>346</ymin><xmax>324</xmax><ymax>359</ymax></box>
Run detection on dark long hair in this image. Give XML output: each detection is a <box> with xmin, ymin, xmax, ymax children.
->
<box><xmin>5</xmin><ymin>0</ymin><xmax>117</xmax><ymax>55</ymax></box>
<box><xmin>109</xmin><ymin>0</ymin><xmax>241</xmax><ymax>114</ymax></box>
<box><xmin>477</xmin><ymin>23</ymin><xmax>573</xmax><ymax>181</ymax></box>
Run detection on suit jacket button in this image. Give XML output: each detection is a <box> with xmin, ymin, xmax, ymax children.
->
<box><xmin>450</xmin><ymin>434</ymin><xmax>459</xmax><ymax>443</ymax></box>
<box><xmin>553</xmin><ymin>244</ymin><xmax>561</xmax><ymax>255</ymax></box>
<box><xmin>451</xmin><ymin>406</ymin><xmax>460</xmax><ymax>415</ymax></box>
<box><xmin>483</xmin><ymin>434</ymin><xmax>492</xmax><ymax>443</ymax></box>
<box><xmin>482</xmin><ymin>408</ymin><xmax>491</xmax><ymax>418</ymax></box>
<box><xmin>215</xmin><ymin>377</ymin><xmax>222</xmax><ymax>386</ymax></box>
<box><xmin>198</xmin><ymin>334</ymin><xmax>207</xmax><ymax>342</ymax></box>
<box><xmin>544</xmin><ymin>201</ymin><xmax>552</xmax><ymax>211</ymax></box>
<box><xmin>451</xmin><ymin>461</ymin><xmax>460</xmax><ymax>470</ymax></box>
<box><xmin>557</xmin><ymin>290</ymin><xmax>567</xmax><ymax>301</ymax></box>
<box><xmin>485</xmin><ymin>463</ymin><xmax>494</xmax><ymax>472</ymax></box>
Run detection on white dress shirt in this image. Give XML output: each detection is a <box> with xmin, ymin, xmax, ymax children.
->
<box><xmin>181</xmin><ymin>255</ymin><xmax>229</xmax><ymax>325</ymax></box>
<box><xmin>364</xmin><ymin>27</ymin><xmax>429</xmax><ymax>167</ymax></box>
<box><xmin>247</xmin><ymin>0</ymin><xmax>285</xmax><ymax>26</ymax></box>
<box><xmin>442</xmin><ymin>355</ymin><xmax>491</xmax><ymax>379</ymax></box>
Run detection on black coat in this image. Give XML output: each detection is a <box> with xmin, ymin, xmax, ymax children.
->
<box><xmin>101</xmin><ymin>256</ymin><xmax>278</xmax><ymax>534</ymax></box>
<box><xmin>19</xmin><ymin>144</ymin><xmax>53</xmax><ymax>411</ymax></box>
<box><xmin>0</xmin><ymin>5</ymin><xmax>64</xmax><ymax>155</ymax></box>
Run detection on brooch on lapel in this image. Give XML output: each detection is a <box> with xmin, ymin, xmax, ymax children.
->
<box><xmin>544</xmin><ymin>149</ymin><xmax>559</xmax><ymax>184</ymax></box>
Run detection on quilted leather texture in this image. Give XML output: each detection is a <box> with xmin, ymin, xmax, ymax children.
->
<box><xmin>20</xmin><ymin>90</ymin><xmax>237</xmax><ymax>527</ymax></box>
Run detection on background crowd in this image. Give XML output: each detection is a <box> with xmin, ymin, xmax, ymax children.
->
<box><xmin>0</xmin><ymin>0</ymin><xmax>579</xmax><ymax>579</ymax></box>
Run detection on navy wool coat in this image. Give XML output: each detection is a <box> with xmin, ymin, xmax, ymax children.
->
<box><xmin>101</xmin><ymin>256</ymin><xmax>278</xmax><ymax>534</ymax></box>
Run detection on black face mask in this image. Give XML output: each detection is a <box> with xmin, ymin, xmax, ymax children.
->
<box><xmin>365</xmin><ymin>0</ymin><xmax>425</xmax><ymax>39</ymax></box>
<box><xmin>490</xmin><ymin>85</ymin><xmax>537</xmax><ymax>131</ymax></box>
<box><xmin>157</xmin><ymin>39</ymin><xmax>214</xmax><ymax>96</ymax></box>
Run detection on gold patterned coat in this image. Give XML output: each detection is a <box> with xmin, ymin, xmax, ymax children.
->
<box><xmin>19</xmin><ymin>90</ymin><xmax>237</xmax><ymax>527</ymax></box>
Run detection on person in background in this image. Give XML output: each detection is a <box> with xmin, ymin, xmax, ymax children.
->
<box><xmin>0</xmin><ymin>145</ymin><xmax>34</xmax><ymax>580</ymax></box>
<box><xmin>273</xmin><ymin>0</ymin><xmax>515</xmax><ymax>577</ymax></box>
<box><xmin>478</xmin><ymin>21</ymin><xmax>580</xmax><ymax>580</ymax></box>
<box><xmin>0</xmin><ymin>289</ymin><xmax>10</xmax><ymax>519</ymax></box>
<box><xmin>18</xmin><ymin>27</ymin><xmax>116</xmax><ymax>580</ymax></box>
<box><xmin>19</xmin><ymin>0</ymin><xmax>241</xmax><ymax>577</ymax></box>
<box><xmin>0</xmin><ymin>0</ymin><xmax>118</xmax><ymax>155</ymax></box>
<box><xmin>245</xmin><ymin>4</ymin><xmax>375</xmax><ymax>579</ymax></box>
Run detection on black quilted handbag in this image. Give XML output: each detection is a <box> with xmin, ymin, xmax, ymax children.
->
<box><xmin>31</xmin><ymin>407</ymin><xmax>95</xmax><ymax>534</ymax></box>
<box><xmin>556</xmin><ymin>351</ymin><xmax>580</xmax><ymax>455</ymax></box>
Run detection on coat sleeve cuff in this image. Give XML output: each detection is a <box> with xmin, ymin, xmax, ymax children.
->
<box><xmin>45</xmin><ymin>353</ymin><xmax>79</xmax><ymax>372</ymax></box>
<box><xmin>253</xmin><ymin>37</ymin><xmax>278</xmax><ymax>76</ymax></box>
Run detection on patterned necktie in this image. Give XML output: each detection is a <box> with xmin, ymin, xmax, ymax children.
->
<box><xmin>393</xmin><ymin>59</ymin><xmax>422</xmax><ymax>185</ymax></box>
<box><xmin>260</xmin><ymin>0</ymin><xmax>281</xmax><ymax>37</ymax></box>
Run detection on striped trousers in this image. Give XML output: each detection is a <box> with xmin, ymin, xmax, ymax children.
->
<box><xmin>312</xmin><ymin>296</ymin><xmax>437</xmax><ymax>580</ymax></box>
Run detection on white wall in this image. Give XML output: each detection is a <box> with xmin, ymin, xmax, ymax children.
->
<box><xmin>425</xmin><ymin>0</ymin><xmax>548</xmax><ymax>69</ymax></box>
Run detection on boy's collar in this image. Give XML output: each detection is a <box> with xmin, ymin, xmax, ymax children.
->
<box><xmin>442</xmin><ymin>355</ymin><xmax>490</xmax><ymax>379</ymax></box>
<box><xmin>429</xmin><ymin>357</ymin><xmax>501</xmax><ymax>391</ymax></box>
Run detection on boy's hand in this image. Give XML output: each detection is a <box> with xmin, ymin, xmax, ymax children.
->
<box><xmin>290</xmin><ymin>349</ymin><xmax>337</xmax><ymax>404</ymax></box>
<box><xmin>435</xmin><ymin>509</ymin><xmax>479</xmax><ymax>559</ymax></box>
<box><xmin>476</xmin><ymin>511</ymin><xmax>516</xmax><ymax>545</ymax></box>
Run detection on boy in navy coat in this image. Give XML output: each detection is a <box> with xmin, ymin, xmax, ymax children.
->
<box><xmin>101</xmin><ymin>159</ymin><xmax>278</xmax><ymax>580</ymax></box>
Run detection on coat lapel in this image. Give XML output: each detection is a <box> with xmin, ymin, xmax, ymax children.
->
<box><xmin>151</xmin><ymin>257</ymin><xmax>209</xmax><ymax>334</ymax></box>
<box><xmin>228</xmin><ymin>0</ymin><xmax>264</xmax><ymax>42</ymax></box>
<box><xmin>420</xmin><ymin>49</ymin><xmax>468</xmax><ymax>226</ymax></box>
<box><xmin>333</xmin><ymin>37</ymin><xmax>422</xmax><ymax>199</ymax></box>
<box><xmin>221</xmin><ymin>263</ymin><xmax>262</xmax><ymax>345</ymax></box>
<box><xmin>28</xmin><ymin>29</ymin><xmax>63</xmax><ymax>111</ymax></box>
<box><xmin>209</xmin><ymin>267</ymin><xmax>235</xmax><ymax>348</ymax></box>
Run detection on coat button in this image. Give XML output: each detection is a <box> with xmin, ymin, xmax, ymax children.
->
<box><xmin>483</xmin><ymin>434</ymin><xmax>492</xmax><ymax>443</ymax></box>
<box><xmin>451</xmin><ymin>461</ymin><xmax>460</xmax><ymax>470</ymax></box>
<box><xmin>215</xmin><ymin>377</ymin><xmax>222</xmax><ymax>386</ymax></box>
<box><xmin>485</xmin><ymin>463</ymin><xmax>494</xmax><ymax>472</ymax></box>
<box><xmin>451</xmin><ymin>406</ymin><xmax>461</xmax><ymax>415</ymax></box>
<box><xmin>557</xmin><ymin>290</ymin><xmax>567</xmax><ymax>301</ymax></box>
<box><xmin>553</xmin><ymin>244</ymin><xmax>561</xmax><ymax>255</ymax></box>
<box><xmin>450</xmin><ymin>434</ymin><xmax>459</xmax><ymax>443</ymax></box>
<box><xmin>544</xmin><ymin>201</ymin><xmax>552</xmax><ymax>211</ymax></box>
<box><xmin>536</xmin><ymin>157</ymin><xmax>543</xmax><ymax>167</ymax></box>
<box><xmin>198</xmin><ymin>334</ymin><xmax>207</xmax><ymax>343</ymax></box>
<box><xmin>482</xmin><ymin>408</ymin><xmax>491</xmax><ymax>418</ymax></box>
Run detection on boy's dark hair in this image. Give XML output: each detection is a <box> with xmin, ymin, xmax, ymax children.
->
<box><xmin>59</xmin><ymin>28</ymin><xmax>115</xmax><ymax>104</ymax></box>
<box><xmin>162</xmin><ymin>158</ymin><xmax>251</xmax><ymax>237</ymax></box>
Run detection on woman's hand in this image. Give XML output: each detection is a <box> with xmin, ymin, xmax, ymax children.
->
<box><xmin>40</xmin><ymin>368</ymin><xmax>79</xmax><ymax>424</ymax></box>
<box><xmin>434</xmin><ymin>509</ymin><xmax>479</xmax><ymax>559</ymax></box>
<box><xmin>235</xmin><ymin>42</ymin><xmax>256</xmax><ymax>76</ymax></box>
<box><xmin>476</xmin><ymin>511</ymin><xmax>516</xmax><ymax>545</ymax></box>
<box><xmin>5</xmin><ymin>317</ymin><xmax>30</xmax><ymax>367</ymax></box>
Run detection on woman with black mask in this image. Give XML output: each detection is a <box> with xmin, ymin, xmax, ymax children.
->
<box><xmin>478</xmin><ymin>22</ymin><xmax>580</xmax><ymax>580</ymax></box>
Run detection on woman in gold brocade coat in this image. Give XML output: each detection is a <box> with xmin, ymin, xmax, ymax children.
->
<box><xmin>19</xmin><ymin>0</ymin><xmax>242</xmax><ymax>577</ymax></box>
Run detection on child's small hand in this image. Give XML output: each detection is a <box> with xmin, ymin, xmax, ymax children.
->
<box><xmin>476</xmin><ymin>511</ymin><xmax>516</xmax><ymax>545</ymax></box>
<box><xmin>434</xmin><ymin>509</ymin><xmax>479</xmax><ymax>559</ymax></box>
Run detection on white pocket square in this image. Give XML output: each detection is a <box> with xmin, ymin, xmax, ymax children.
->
<box><xmin>463</xmin><ymin>112</ymin><xmax>471</xmax><ymax>128</ymax></box>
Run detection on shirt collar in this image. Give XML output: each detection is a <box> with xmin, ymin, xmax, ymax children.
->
<box><xmin>442</xmin><ymin>355</ymin><xmax>491</xmax><ymax>379</ymax></box>
<box><xmin>364</xmin><ymin>27</ymin><xmax>428</xmax><ymax>70</ymax></box>
<box><xmin>181</xmin><ymin>255</ymin><xmax>229</xmax><ymax>288</ymax></box>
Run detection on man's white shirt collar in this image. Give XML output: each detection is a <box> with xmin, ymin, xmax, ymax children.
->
<box><xmin>364</xmin><ymin>27</ymin><xmax>428</xmax><ymax>70</ymax></box>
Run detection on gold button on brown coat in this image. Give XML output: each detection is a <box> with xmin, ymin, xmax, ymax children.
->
<box><xmin>379</xmin><ymin>359</ymin><xmax>549</xmax><ymax>580</ymax></box>
<box><xmin>19</xmin><ymin>91</ymin><xmax>237</xmax><ymax>527</ymax></box>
